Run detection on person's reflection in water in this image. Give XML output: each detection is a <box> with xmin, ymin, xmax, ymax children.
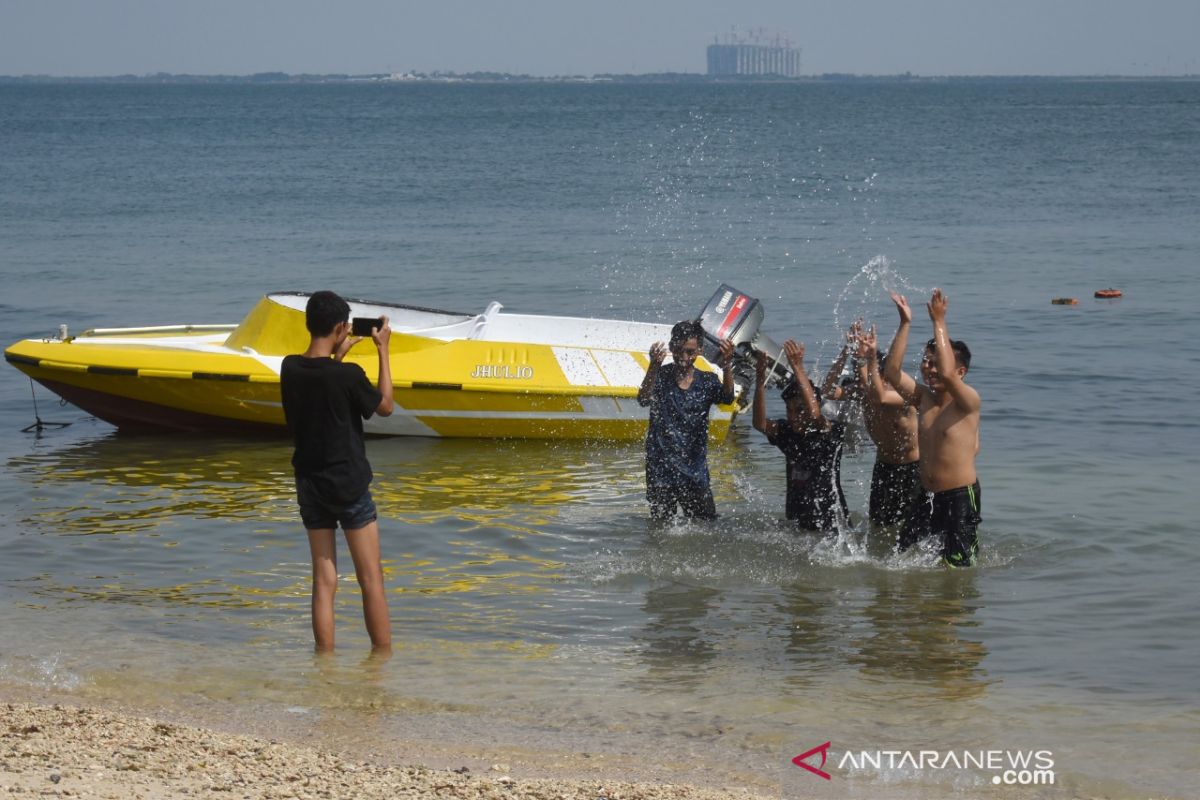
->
<box><xmin>630</xmin><ymin>581</ymin><xmax>723</xmax><ymax>692</ymax></box>
<box><xmin>775</xmin><ymin>581</ymin><xmax>845</xmax><ymax>690</ymax></box>
<box><xmin>850</xmin><ymin>569</ymin><xmax>989</xmax><ymax>700</ymax></box>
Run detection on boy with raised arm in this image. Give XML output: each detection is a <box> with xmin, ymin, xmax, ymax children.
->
<box><xmin>882</xmin><ymin>289</ymin><xmax>982</xmax><ymax>567</ymax></box>
<box><xmin>638</xmin><ymin>320</ymin><xmax>736</xmax><ymax>520</ymax></box>
<box><xmin>855</xmin><ymin>326</ymin><xmax>921</xmax><ymax>528</ymax></box>
<box><xmin>281</xmin><ymin>291</ymin><xmax>395</xmax><ymax>652</ymax></box>
<box><xmin>753</xmin><ymin>339</ymin><xmax>849</xmax><ymax>532</ymax></box>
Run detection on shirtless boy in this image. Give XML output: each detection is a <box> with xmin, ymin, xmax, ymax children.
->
<box><xmin>882</xmin><ymin>289</ymin><xmax>982</xmax><ymax>567</ymax></box>
<box><xmin>854</xmin><ymin>327</ymin><xmax>921</xmax><ymax>528</ymax></box>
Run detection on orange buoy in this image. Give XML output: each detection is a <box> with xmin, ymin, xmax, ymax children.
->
<box><xmin>1051</xmin><ymin>297</ymin><xmax>1079</xmax><ymax>305</ymax></box>
<box><xmin>1094</xmin><ymin>288</ymin><xmax>1123</xmax><ymax>299</ymax></box>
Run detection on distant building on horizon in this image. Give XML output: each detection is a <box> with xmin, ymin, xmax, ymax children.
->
<box><xmin>707</xmin><ymin>28</ymin><xmax>801</xmax><ymax>78</ymax></box>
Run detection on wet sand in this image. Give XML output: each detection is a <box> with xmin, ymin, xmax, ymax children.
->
<box><xmin>1</xmin><ymin>702</ymin><xmax>779</xmax><ymax>800</ymax></box>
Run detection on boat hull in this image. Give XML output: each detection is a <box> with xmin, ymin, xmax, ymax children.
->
<box><xmin>5</xmin><ymin>295</ymin><xmax>740</xmax><ymax>441</ymax></box>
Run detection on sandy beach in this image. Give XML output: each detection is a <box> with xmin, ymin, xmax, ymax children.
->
<box><xmin>1</xmin><ymin>702</ymin><xmax>778</xmax><ymax>800</ymax></box>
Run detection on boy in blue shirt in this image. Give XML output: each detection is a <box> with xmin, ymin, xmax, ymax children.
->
<box><xmin>637</xmin><ymin>320</ymin><xmax>735</xmax><ymax>519</ymax></box>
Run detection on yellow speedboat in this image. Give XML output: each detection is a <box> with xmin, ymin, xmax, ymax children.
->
<box><xmin>5</xmin><ymin>287</ymin><xmax>786</xmax><ymax>440</ymax></box>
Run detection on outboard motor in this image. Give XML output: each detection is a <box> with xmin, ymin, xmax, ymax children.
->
<box><xmin>696</xmin><ymin>284</ymin><xmax>793</xmax><ymax>403</ymax></box>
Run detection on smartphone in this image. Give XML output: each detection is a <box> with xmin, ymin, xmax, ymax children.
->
<box><xmin>351</xmin><ymin>316</ymin><xmax>383</xmax><ymax>337</ymax></box>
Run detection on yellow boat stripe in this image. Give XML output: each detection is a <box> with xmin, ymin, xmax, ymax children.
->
<box><xmin>38</xmin><ymin>360</ymin><xmax>89</xmax><ymax>373</ymax></box>
<box><xmin>10</xmin><ymin>353</ymin><xmax>641</xmax><ymax>398</ymax></box>
<box><xmin>11</xmin><ymin>355</ymin><xmax>259</xmax><ymax>383</ymax></box>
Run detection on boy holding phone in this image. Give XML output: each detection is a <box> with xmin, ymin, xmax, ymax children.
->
<box><xmin>280</xmin><ymin>291</ymin><xmax>395</xmax><ymax>651</ymax></box>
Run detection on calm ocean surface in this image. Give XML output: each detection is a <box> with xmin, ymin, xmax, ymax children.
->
<box><xmin>1</xmin><ymin>82</ymin><xmax>1198</xmax><ymax>798</ymax></box>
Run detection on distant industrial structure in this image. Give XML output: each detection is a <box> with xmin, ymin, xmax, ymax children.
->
<box><xmin>707</xmin><ymin>28</ymin><xmax>801</xmax><ymax>78</ymax></box>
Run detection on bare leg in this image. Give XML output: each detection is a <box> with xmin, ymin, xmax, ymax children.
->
<box><xmin>307</xmin><ymin>528</ymin><xmax>338</xmax><ymax>652</ymax></box>
<box><xmin>344</xmin><ymin>520</ymin><xmax>392</xmax><ymax>653</ymax></box>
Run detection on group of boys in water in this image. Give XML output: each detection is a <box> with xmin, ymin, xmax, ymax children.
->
<box><xmin>638</xmin><ymin>288</ymin><xmax>982</xmax><ymax>568</ymax></box>
<box><xmin>284</xmin><ymin>286</ymin><xmax>981</xmax><ymax>652</ymax></box>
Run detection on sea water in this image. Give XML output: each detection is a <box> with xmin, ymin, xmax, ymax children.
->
<box><xmin>1</xmin><ymin>81</ymin><xmax>1198</xmax><ymax>798</ymax></box>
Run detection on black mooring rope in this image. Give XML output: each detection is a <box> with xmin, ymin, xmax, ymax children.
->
<box><xmin>21</xmin><ymin>378</ymin><xmax>71</xmax><ymax>434</ymax></box>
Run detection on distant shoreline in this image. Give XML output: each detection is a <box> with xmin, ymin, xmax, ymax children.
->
<box><xmin>2</xmin><ymin>71</ymin><xmax>1199</xmax><ymax>85</ymax></box>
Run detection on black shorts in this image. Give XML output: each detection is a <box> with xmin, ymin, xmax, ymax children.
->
<box><xmin>899</xmin><ymin>481</ymin><xmax>981</xmax><ymax>567</ymax></box>
<box><xmin>869</xmin><ymin>460</ymin><xmax>922</xmax><ymax>526</ymax></box>
<box><xmin>646</xmin><ymin>482</ymin><xmax>718</xmax><ymax>521</ymax></box>
<box><xmin>295</xmin><ymin>476</ymin><xmax>378</xmax><ymax>531</ymax></box>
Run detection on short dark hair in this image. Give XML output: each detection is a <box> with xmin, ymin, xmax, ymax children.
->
<box><xmin>669</xmin><ymin>319</ymin><xmax>705</xmax><ymax>351</ymax></box>
<box><xmin>305</xmin><ymin>290</ymin><xmax>350</xmax><ymax>337</ymax></box>
<box><xmin>924</xmin><ymin>338</ymin><xmax>972</xmax><ymax>371</ymax></box>
<box><xmin>781</xmin><ymin>378</ymin><xmax>821</xmax><ymax>404</ymax></box>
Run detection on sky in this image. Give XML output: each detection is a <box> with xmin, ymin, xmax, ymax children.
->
<box><xmin>1</xmin><ymin>0</ymin><xmax>1197</xmax><ymax>77</ymax></box>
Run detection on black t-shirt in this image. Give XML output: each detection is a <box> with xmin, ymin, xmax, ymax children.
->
<box><xmin>767</xmin><ymin>418</ymin><xmax>848</xmax><ymax>531</ymax></box>
<box><xmin>280</xmin><ymin>355</ymin><xmax>382</xmax><ymax>504</ymax></box>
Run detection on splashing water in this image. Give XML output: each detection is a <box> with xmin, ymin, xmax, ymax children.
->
<box><xmin>830</xmin><ymin>255</ymin><xmax>929</xmax><ymax>353</ymax></box>
<box><xmin>774</xmin><ymin>256</ymin><xmax>928</xmax><ymax>383</ymax></box>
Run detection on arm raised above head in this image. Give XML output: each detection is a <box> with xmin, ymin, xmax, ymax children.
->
<box><xmin>927</xmin><ymin>289</ymin><xmax>980</xmax><ymax>413</ymax></box>
<box><xmin>859</xmin><ymin>325</ymin><xmax>907</xmax><ymax>409</ymax></box>
<box><xmin>716</xmin><ymin>338</ymin><xmax>736</xmax><ymax>405</ymax></box>
<box><xmin>752</xmin><ymin>350</ymin><xmax>778</xmax><ymax>438</ymax></box>
<box><xmin>637</xmin><ymin>341</ymin><xmax>666</xmax><ymax>407</ymax></box>
<box><xmin>784</xmin><ymin>339</ymin><xmax>828</xmax><ymax>430</ymax></box>
<box><xmin>883</xmin><ymin>292</ymin><xmax>921</xmax><ymax>406</ymax></box>
<box><xmin>820</xmin><ymin>322</ymin><xmax>856</xmax><ymax>400</ymax></box>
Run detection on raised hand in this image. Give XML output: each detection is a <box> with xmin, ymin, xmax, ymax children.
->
<box><xmin>890</xmin><ymin>291</ymin><xmax>913</xmax><ymax>325</ymax></box>
<box><xmin>856</xmin><ymin>324</ymin><xmax>878</xmax><ymax>359</ymax></box>
<box><xmin>372</xmin><ymin>315</ymin><xmax>392</xmax><ymax>349</ymax></box>
<box><xmin>718</xmin><ymin>338</ymin><xmax>735</xmax><ymax>367</ymax></box>
<box><xmin>927</xmin><ymin>288</ymin><xmax>948</xmax><ymax>322</ymax></box>
<box><xmin>783</xmin><ymin>338</ymin><xmax>805</xmax><ymax>370</ymax></box>
<box><xmin>649</xmin><ymin>341</ymin><xmax>667</xmax><ymax>366</ymax></box>
<box><xmin>846</xmin><ymin>318</ymin><xmax>864</xmax><ymax>347</ymax></box>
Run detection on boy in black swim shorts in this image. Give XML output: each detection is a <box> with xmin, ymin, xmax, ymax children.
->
<box><xmin>882</xmin><ymin>289</ymin><xmax>983</xmax><ymax>567</ymax></box>
<box><xmin>900</xmin><ymin>481</ymin><xmax>982</xmax><ymax>566</ymax></box>
<box><xmin>854</xmin><ymin>327</ymin><xmax>922</xmax><ymax>528</ymax></box>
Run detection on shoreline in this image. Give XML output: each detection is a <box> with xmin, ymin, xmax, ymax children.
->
<box><xmin>1</xmin><ymin>700</ymin><xmax>779</xmax><ymax>800</ymax></box>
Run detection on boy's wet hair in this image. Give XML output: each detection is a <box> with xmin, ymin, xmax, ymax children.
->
<box><xmin>781</xmin><ymin>378</ymin><xmax>821</xmax><ymax>404</ymax></box>
<box><xmin>924</xmin><ymin>338</ymin><xmax>972</xmax><ymax>371</ymax></box>
<box><xmin>305</xmin><ymin>290</ymin><xmax>351</xmax><ymax>337</ymax></box>
<box><xmin>669</xmin><ymin>319</ymin><xmax>705</xmax><ymax>351</ymax></box>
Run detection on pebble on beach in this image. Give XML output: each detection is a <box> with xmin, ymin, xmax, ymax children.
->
<box><xmin>1</xmin><ymin>703</ymin><xmax>772</xmax><ymax>800</ymax></box>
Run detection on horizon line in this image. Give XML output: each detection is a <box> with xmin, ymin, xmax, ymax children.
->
<box><xmin>3</xmin><ymin>70</ymin><xmax>1199</xmax><ymax>82</ymax></box>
